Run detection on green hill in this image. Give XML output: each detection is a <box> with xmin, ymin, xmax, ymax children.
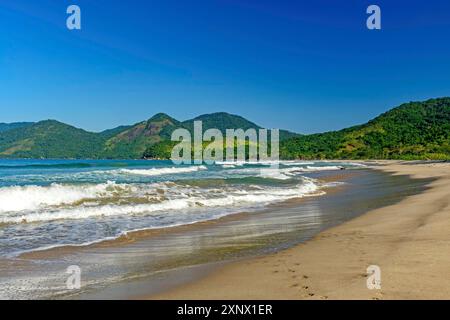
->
<box><xmin>182</xmin><ymin>112</ymin><xmax>261</xmax><ymax>134</ymax></box>
<box><xmin>0</xmin><ymin>122</ymin><xmax>34</xmax><ymax>133</ymax></box>
<box><xmin>280</xmin><ymin>98</ymin><xmax>450</xmax><ymax>160</ymax></box>
<box><xmin>0</xmin><ymin>120</ymin><xmax>104</xmax><ymax>158</ymax></box>
<box><xmin>142</xmin><ymin>112</ymin><xmax>297</xmax><ymax>159</ymax></box>
<box><xmin>1</xmin><ymin>98</ymin><xmax>449</xmax><ymax>160</ymax></box>
<box><xmin>1</xmin><ymin>113</ymin><xmax>281</xmax><ymax>159</ymax></box>
<box><xmin>101</xmin><ymin>113</ymin><xmax>184</xmax><ymax>159</ymax></box>
<box><xmin>181</xmin><ymin>112</ymin><xmax>297</xmax><ymax>140</ymax></box>
<box><xmin>99</xmin><ymin>125</ymin><xmax>132</xmax><ymax>139</ymax></box>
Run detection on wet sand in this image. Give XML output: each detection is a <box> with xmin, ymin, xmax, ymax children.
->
<box><xmin>151</xmin><ymin>161</ymin><xmax>450</xmax><ymax>300</ymax></box>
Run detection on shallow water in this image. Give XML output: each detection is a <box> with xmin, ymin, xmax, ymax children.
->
<box><xmin>0</xmin><ymin>159</ymin><xmax>357</xmax><ymax>257</ymax></box>
<box><xmin>0</xmin><ymin>162</ymin><xmax>431</xmax><ymax>299</ymax></box>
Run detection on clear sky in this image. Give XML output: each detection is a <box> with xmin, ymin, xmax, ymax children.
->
<box><xmin>1</xmin><ymin>0</ymin><xmax>450</xmax><ymax>133</ymax></box>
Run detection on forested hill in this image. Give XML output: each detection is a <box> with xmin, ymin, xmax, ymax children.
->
<box><xmin>0</xmin><ymin>112</ymin><xmax>297</xmax><ymax>159</ymax></box>
<box><xmin>0</xmin><ymin>120</ymin><xmax>105</xmax><ymax>158</ymax></box>
<box><xmin>280</xmin><ymin>98</ymin><xmax>450</xmax><ymax>160</ymax></box>
<box><xmin>0</xmin><ymin>122</ymin><xmax>34</xmax><ymax>133</ymax></box>
<box><xmin>1</xmin><ymin>98</ymin><xmax>450</xmax><ymax>160</ymax></box>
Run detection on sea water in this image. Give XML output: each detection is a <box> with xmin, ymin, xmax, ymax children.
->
<box><xmin>0</xmin><ymin>159</ymin><xmax>360</xmax><ymax>257</ymax></box>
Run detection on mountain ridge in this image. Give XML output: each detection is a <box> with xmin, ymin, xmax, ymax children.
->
<box><xmin>280</xmin><ymin>97</ymin><xmax>450</xmax><ymax>160</ymax></box>
<box><xmin>1</xmin><ymin>98</ymin><xmax>450</xmax><ymax>160</ymax></box>
<box><xmin>0</xmin><ymin>122</ymin><xmax>34</xmax><ymax>133</ymax></box>
<box><xmin>0</xmin><ymin>112</ymin><xmax>292</xmax><ymax>159</ymax></box>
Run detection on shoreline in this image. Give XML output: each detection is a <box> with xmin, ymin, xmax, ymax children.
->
<box><xmin>17</xmin><ymin>170</ymin><xmax>361</xmax><ymax>261</ymax></box>
<box><xmin>73</xmin><ymin>166</ymin><xmax>418</xmax><ymax>300</ymax></box>
<box><xmin>18</xmin><ymin>187</ymin><xmax>334</xmax><ymax>261</ymax></box>
<box><xmin>149</xmin><ymin>161</ymin><xmax>450</xmax><ymax>299</ymax></box>
<box><xmin>0</xmin><ymin>161</ymin><xmax>437</xmax><ymax>299</ymax></box>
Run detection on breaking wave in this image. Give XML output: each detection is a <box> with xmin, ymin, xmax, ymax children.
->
<box><xmin>0</xmin><ymin>178</ymin><xmax>320</xmax><ymax>224</ymax></box>
<box><xmin>0</xmin><ymin>159</ymin><xmax>364</xmax><ymax>256</ymax></box>
<box><xmin>118</xmin><ymin>166</ymin><xmax>207</xmax><ymax>176</ymax></box>
<box><xmin>0</xmin><ymin>181</ymin><xmax>128</xmax><ymax>213</ymax></box>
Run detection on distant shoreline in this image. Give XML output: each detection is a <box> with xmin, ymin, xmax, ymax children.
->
<box><xmin>1</xmin><ymin>157</ymin><xmax>449</xmax><ymax>162</ymax></box>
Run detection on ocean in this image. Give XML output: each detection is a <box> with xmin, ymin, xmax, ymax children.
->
<box><xmin>6</xmin><ymin>159</ymin><xmax>427</xmax><ymax>299</ymax></box>
<box><xmin>0</xmin><ymin>159</ymin><xmax>360</xmax><ymax>258</ymax></box>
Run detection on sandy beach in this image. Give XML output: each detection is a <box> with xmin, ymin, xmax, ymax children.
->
<box><xmin>151</xmin><ymin>161</ymin><xmax>450</xmax><ymax>300</ymax></box>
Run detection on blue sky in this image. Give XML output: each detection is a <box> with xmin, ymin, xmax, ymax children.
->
<box><xmin>1</xmin><ymin>0</ymin><xmax>450</xmax><ymax>133</ymax></box>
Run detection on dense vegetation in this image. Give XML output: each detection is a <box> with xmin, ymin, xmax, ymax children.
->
<box><xmin>280</xmin><ymin>98</ymin><xmax>450</xmax><ymax>160</ymax></box>
<box><xmin>100</xmin><ymin>113</ymin><xmax>183</xmax><ymax>159</ymax></box>
<box><xmin>1</xmin><ymin>98</ymin><xmax>450</xmax><ymax>160</ymax></box>
<box><xmin>0</xmin><ymin>122</ymin><xmax>34</xmax><ymax>133</ymax></box>
<box><xmin>0</xmin><ymin>112</ymin><xmax>285</xmax><ymax>159</ymax></box>
<box><xmin>0</xmin><ymin>120</ymin><xmax>105</xmax><ymax>158</ymax></box>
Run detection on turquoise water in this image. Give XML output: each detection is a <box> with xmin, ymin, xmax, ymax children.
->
<box><xmin>0</xmin><ymin>159</ymin><xmax>363</xmax><ymax>257</ymax></box>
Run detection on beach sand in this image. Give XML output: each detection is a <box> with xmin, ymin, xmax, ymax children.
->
<box><xmin>150</xmin><ymin>161</ymin><xmax>450</xmax><ymax>300</ymax></box>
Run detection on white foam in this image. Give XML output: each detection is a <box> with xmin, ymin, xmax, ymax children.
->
<box><xmin>259</xmin><ymin>168</ymin><xmax>291</xmax><ymax>180</ymax></box>
<box><xmin>0</xmin><ymin>178</ymin><xmax>321</xmax><ymax>224</ymax></box>
<box><xmin>225</xmin><ymin>167</ymin><xmax>296</xmax><ymax>180</ymax></box>
<box><xmin>0</xmin><ymin>181</ymin><xmax>127</xmax><ymax>213</ymax></box>
<box><xmin>221</xmin><ymin>164</ymin><xmax>236</xmax><ymax>168</ymax></box>
<box><xmin>118</xmin><ymin>166</ymin><xmax>207</xmax><ymax>176</ymax></box>
<box><xmin>281</xmin><ymin>161</ymin><xmax>315</xmax><ymax>166</ymax></box>
<box><xmin>215</xmin><ymin>161</ymin><xmax>276</xmax><ymax>166</ymax></box>
<box><xmin>345</xmin><ymin>162</ymin><xmax>368</xmax><ymax>167</ymax></box>
<box><xmin>216</xmin><ymin>161</ymin><xmax>244</xmax><ymax>166</ymax></box>
<box><xmin>0</xmin><ymin>199</ymin><xmax>191</xmax><ymax>224</ymax></box>
<box><xmin>305</xmin><ymin>165</ymin><xmax>344</xmax><ymax>171</ymax></box>
<box><xmin>282</xmin><ymin>165</ymin><xmax>344</xmax><ymax>172</ymax></box>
